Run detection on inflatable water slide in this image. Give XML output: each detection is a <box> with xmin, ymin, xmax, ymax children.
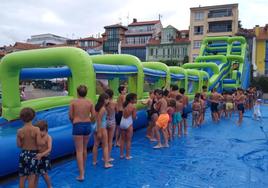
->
<box><xmin>0</xmin><ymin>36</ymin><xmax>250</xmax><ymax>177</ymax></box>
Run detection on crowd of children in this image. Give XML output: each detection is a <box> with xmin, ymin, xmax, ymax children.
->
<box><xmin>16</xmin><ymin>84</ymin><xmax>261</xmax><ymax>187</ymax></box>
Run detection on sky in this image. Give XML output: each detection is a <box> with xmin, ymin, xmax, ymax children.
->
<box><xmin>0</xmin><ymin>0</ymin><xmax>268</xmax><ymax>46</ymax></box>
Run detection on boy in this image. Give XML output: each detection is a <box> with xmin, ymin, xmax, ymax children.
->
<box><xmin>225</xmin><ymin>91</ymin><xmax>234</xmax><ymax>118</ymax></box>
<box><xmin>173</xmin><ymin>95</ymin><xmax>183</xmax><ymax>137</ymax></box>
<box><xmin>35</xmin><ymin>121</ymin><xmax>52</xmax><ymax>188</ymax></box>
<box><xmin>17</xmin><ymin>108</ymin><xmax>40</xmax><ymax>188</ymax></box>
<box><xmin>169</xmin><ymin>85</ymin><xmax>179</xmax><ymax>99</ymax></box>
<box><xmin>115</xmin><ymin>85</ymin><xmax>127</xmax><ymax>146</ymax></box>
<box><xmin>209</xmin><ymin>88</ymin><xmax>223</xmax><ymax>123</ymax></box>
<box><xmin>153</xmin><ymin>89</ymin><xmax>169</xmax><ymax>149</ymax></box>
<box><xmin>192</xmin><ymin>93</ymin><xmax>202</xmax><ymax>127</ymax></box>
<box><xmin>235</xmin><ymin>88</ymin><xmax>246</xmax><ymax>125</ymax></box>
<box><xmin>179</xmin><ymin>88</ymin><xmax>189</xmax><ymax>135</ymax></box>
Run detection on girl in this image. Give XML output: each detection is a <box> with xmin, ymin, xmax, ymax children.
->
<box><xmin>167</xmin><ymin>99</ymin><xmax>176</xmax><ymax>140</ymax></box>
<box><xmin>120</xmin><ymin>93</ymin><xmax>137</xmax><ymax>160</ymax></box>
<box><xmin>105</xmin><ymin>89</ymin><xmax>116</xmax><ymax>162</ymax></box>
<box><xmin>93</xmin><ymin>93</ymin><xmax>113</xmax><ymax>168</ymax></box>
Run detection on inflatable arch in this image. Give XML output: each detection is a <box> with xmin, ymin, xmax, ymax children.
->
<box><xmin>0</xmin><ymin>47</ymin><xmax>95</xmax><ymax>120</ymax></box>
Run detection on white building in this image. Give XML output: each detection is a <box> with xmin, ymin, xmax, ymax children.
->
<box><xmin>27</xmin><ymin>33</ymin><xmax>69</xmax><ymax>46</ymax></box>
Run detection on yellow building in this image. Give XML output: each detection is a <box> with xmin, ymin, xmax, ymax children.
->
<box><xmin>189</xmin><ymin>4</ymin><xmax>239</xmax><ymax>62</ymax></box>
<box><xmin>254</xmin><ymin>25</ymin><xmax>268</xmax><ymax>75</ymax></box>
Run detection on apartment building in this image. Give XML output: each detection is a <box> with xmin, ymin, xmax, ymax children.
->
<box><xmin>146</xmin><ymin>26</ymin><xmax>190</xmax><ymax>64</ymax></box>
<box><xmin>121</xmin><ymin>19</ymin><xmax>162</xmax><ymax>61</ymax></box>
<box><xmin>189</xmin><ymin>4</ymin><xmax>239</xmax><ymax>62</ymax></box>
<box><xmin>102</xmin><ymin>24</ymin><xmax>127</xmax><ymax>54</ymax></box>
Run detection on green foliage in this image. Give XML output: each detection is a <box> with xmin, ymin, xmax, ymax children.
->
<box><xmin>251</xmin><ymin>76</ymin><xmax>268</xmax><ymax>92</ymax></box>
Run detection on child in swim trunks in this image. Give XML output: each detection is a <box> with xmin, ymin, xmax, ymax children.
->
<box><xmin>235</xmin><ymin>88</ymin><xmax>246</xmax><ymax>125</ymax></box>
<box><xmin>179</xmin><ymin>88</ymin><xmax>189</xmax><ymax>135</ymax></box>
<box><xmin>115</xmin><ymin>85</ymin><xmax>127</xmax><ymax>147</ymax></box>
<box><xmin>142</xmin><ymin>91</ymin><xmax>155</xmax><ymax>140</ymax></box>
<box><xmin>120</xmin><ymin>93</ymin><xmax>137</xmax><ymax>160</ymax></box>
<box><xmin>173</xmin><ymin>95</ymin><xmax>183</xmax><ymax>137</ymax></box>
<box><xmin>192</xmin><ymin>93</ymin><xmax>201</xmax><ymax>127</ymax></box>
<box><xmin>34</xmin><ymin>121</ymin><xmax>52</xmax><ymax>188</ymax></box>
<box><xmin>153</xmin><ymin>89</ymin><xmax>170</xmax><ymax>149</ymax></box>
<box><xmin>93</xmin><ymin>93</ymin><xmax>113</xmax><ymax>168</ymax></box>
<box><xmin>225</xmin><ymin>91</ymin><xmax>234</xmax><ymax>118</ymax></box>
<box><xmin>167</xmin><ymin>99</ymin><xmax>176</xmax><ymax>141</ymax></box>
<box><xmin>17</xmin><ymin>108</ymin><xmax>40</xmax><ymax>188</ymax></box>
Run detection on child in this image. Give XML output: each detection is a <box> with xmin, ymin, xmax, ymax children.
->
<box><xmin>179</xmin><ymin>88</ymin><xmax>189</xmax><ymax>135</ymax></box>
<box><xmin>254</xmin><ymin>99</ymin><xmax>262</xmax><ymax>120</ymax></box>
<box><xmin>120</xmin><ymin>93</ymin><xmax>137</xmax><ymax>159</ymax></box>
<box><xmin>153</xmin><ymin>89</ymin><xmax>169</xmax><ymax>149</ymax></box>
<box><xmin>142</xmin><ymin>91</ymin><xmax>156</xmax><ymax>140</ymax></box>
<box><xmin>200</xmin><ymin>86</ymin><xmax>208</xmax><ymax>124</ymax></box>
<box><xmin>173</xmin><ymin>95</ymin><xmax>183</xmax><ymax>137</ymax></box>
<box><xmin>167</xmin><ymin>99</ymin><xmax>176</xmax><ymax>140</ymax></box>
<box><xmin>235</xmin><ymin>88</ymin><xmax>246</xmax><ymax>125</ymax></box>
<box><xmin>17</xmin><ymin>108</ymin><xmax>40</xmax><ymax>188</ymax></box>
<box><xmin>35</xmin><ymin>121</ymin><xmax>52</xmax><ymax>188</ymax></box>
<box><xmin>115</xmin><ymin>85</ymin><xmax>127</xmax><ymax>146</ymax></box>
<box><xmin>169</xmin><ymin>85</ymin><xmax>179</xmax><ymax>99</ymax></box>
<box><xmin>69</xmin><ymin>85</ymin><xmax>95</xmax><ymax>181</ymax></box>
<box><xmin>192</xmin><ymin>94</ymin><xmax>201</xmax><ymax>127</ymax></box>
<box><xmin>93</xmin><ymin>93</ymin><xmax>113</xmax><ymax>168</ymax></box>
<box><xmin>105</xmin><ymin>89</ymin><xmax>116</xmax><ymax>162</ymax></box>
<box><xmin>225</xmin><ymin>91</ymin><xmax>234</xmax><ymax>118</ymax></box>
<box><xmin>209</xmin><ymin>88</ymin><xmax>223</xmax><ymax>123</ymax></box>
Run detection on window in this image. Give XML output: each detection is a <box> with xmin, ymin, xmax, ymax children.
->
<box><xmin>208</xmin><ymin>8</ymin><xmax>232</xmax><ymax>18</ymax></box>
<box><xmin>163</xmin><ymin>49</ymin><xmax>165</xmax><ymax>57</ymax></box>
<box><xmin>193</xmin><ymin>40</ymin><xmax>202</xmax><ymax>49</ymax></box>
<box><xmin>150</xmin><ymin>48</ymin><xmax>154</xmax><ymax>56</ymax></box>
<box><xmin>155</xmin><ymin>49</ymin><xmax>158</xmax><ymax>57</ymax></box>
<box><xmin>194</xmin><ymin>12</ymin><xmax>204</xmax><ymax>21</ymax></box>
<box><xmin>194</xmin><ymin>26</ymin><xmax>204</xmax><ymax>35</ymax></box>
<box><xmin>208</xmin><ymin>21</ymin><xmax>232</xmax><ymax>33</ymax></box>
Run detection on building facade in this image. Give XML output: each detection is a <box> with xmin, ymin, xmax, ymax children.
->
<box><xmin>146</xmin><ymin>26</ymin><xmax>190</xmax><ymax>64</ymax></box>
<box><xmin>254</xmin><ymin>25</ymin><xmax>268</xmax><ymax>75</ymax></box>
<box><xmin>189</xmin><ymin>4</ymin><xmax>239</xmax><ymax>62</ymax></box>
<box><xmin>67</xmin><ymin>37</ymin><xmax>103</xmax><ymax>55</ymax></box>
<box><xmin>102</xmin><ymin>24</ymin><xmax>127</xmax><ymax>54</ymax></box>
<box><xmin>27</xmin><ymin>33</ymin><xmax>69</xmax><ymax>46</ymax></box>
<box><xmin>121</xmin><ymin>19</ymin><xmax>162</xmax><ymax>61</ymax></box>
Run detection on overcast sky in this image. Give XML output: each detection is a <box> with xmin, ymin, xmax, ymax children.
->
<box><xmin>0</xmin><ymin>0</ymin><xmax>267</xmax><ymax>46</ymax></box>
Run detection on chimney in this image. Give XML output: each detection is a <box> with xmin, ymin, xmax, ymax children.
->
<box><xmin>133</xmin><ymin>18</ymin><xmax>137</xmax><ymax>23</ymax></box>
<box><xmin>255</xmin><ymin>25</ymin><xmax>260</xmax><ymax>37</ymax></box>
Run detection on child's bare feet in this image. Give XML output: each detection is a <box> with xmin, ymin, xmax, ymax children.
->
<box><xmin>104</xmin><ymin>163</ymin><xmax>113</xmax><ymax>169</ymax></box>
<box><xmin>126</xmin><ymin>156</ymin><xmax>133</xmax><ymax>160</ymax></box>
<box><xmin>76</xmin><ymin>176</ymin><xmax>84</xmax><ymax>182</ymax></box>
<box><xmin>153</xmin><ymin>144</ymin><xmax>162</xmax><ymax>149</ymax></box>
<box><xmin>150</xmin><ymin>138</ymin><xmax>157</xmax><ymax>142</ymax></box>
<box><xmin>120</xmin><ymin>155</ymin><xmax>124</xmax><ymax>159</ymax></box>
<box><xmin>162</xmin><ymin>143</ymin><xmax>169</xmax><ymax>148</ymax></box>
<box><xmin>92</xmin><ymin>161</ymin><xmax>98</xmax><ymax>166</ymax></box>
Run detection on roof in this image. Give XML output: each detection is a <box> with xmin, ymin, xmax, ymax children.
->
<box><xmin>255</xmin><ymin>26</ymin><xmax>268</xmax><ymax>40</ymax></box>
<box><xmin>104</xmin><ymin>24</ymin><xmax>128</xmax><ymax>30</ymax></box>
<box><xmin>77</xmin><ymin>37</ymin><xmax>103</xmax><ymax>42</ymax></box>
<box><xmin>13</xmin><ymin>42</ymin><xmax>41</xmax><ymax>50</ymax></box>
<box><xmin>147</xmin><ymin>38</ymin><xmax>160</xmax><ymax>45</ymax></box>
<box><xmin>128</xmin><ymin>20</ymin><xmax>161</xmax><ymax>26</ymax></box>
<box><xmin>190</xmin><ymin>3</ymin><xmax>238</xmax><ymax>10</ymax></box>
<box><xmin>121</xmin><ymin>44</ymin><xmax>146</xmax><ymax>48</ymax></box>
<box><xmin>0</xmin><ymin>51</ymin><xmax>6</xmax><ymax>56</ymax></box>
